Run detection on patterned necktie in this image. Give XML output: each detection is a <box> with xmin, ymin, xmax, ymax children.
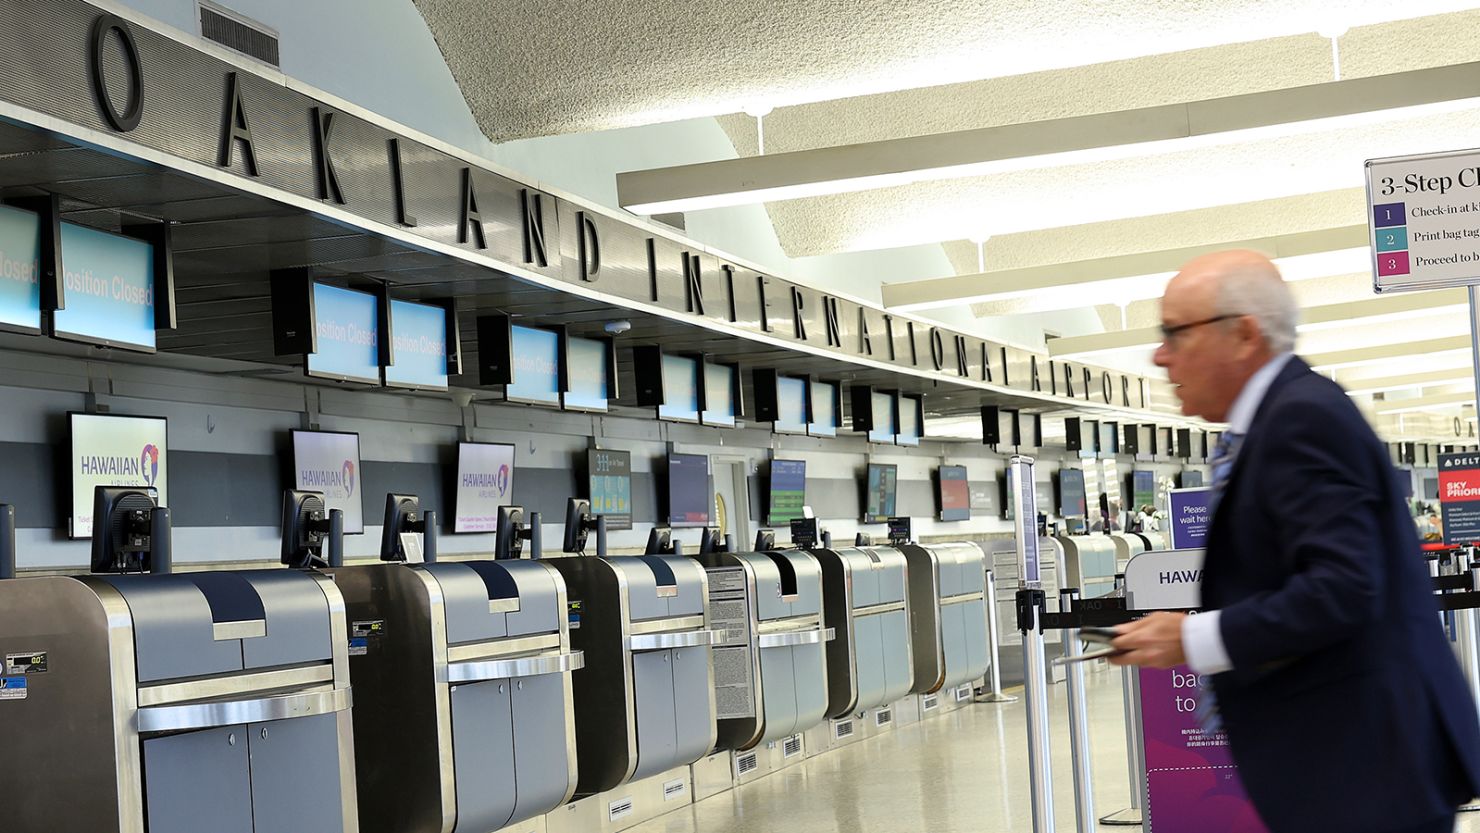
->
<box><xmin>1209</xmin><ymin>431</ymin><xmax>1244</xmax><ymax>513</ymax></box>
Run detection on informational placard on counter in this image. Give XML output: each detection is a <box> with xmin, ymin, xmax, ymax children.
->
<box><xmin>292</xmin><ymin>430</ymin><xmax>364</xmax><ymax>534</ymax></box>
<box><xmin>69</xmin><ymin>413</ymin><xmax>169</xmax><ymax>539</ymax></box>
<box><xmin>1169</xmin><ymin>487</ymin><xmax>1213</xmax><ymax>550</ymax></box>
<box><xmin>1439</xmin><ymin>451</ymin><xmax>1480</xmax><ymax>545</ymax></box>
<box><xmin>1140</xmin><ymin>664</ymin><xmax>1268</xmax><ymax>833</ymax></box>
<box><xmin>453</xmin><ymin>442</ymin><xmax>515</xmax><ymax>533</ymax></box>
<box><xmin>1367</xmin><ymin>148</ymin><xmax>1480</xmax><ymax>292</ymax></box>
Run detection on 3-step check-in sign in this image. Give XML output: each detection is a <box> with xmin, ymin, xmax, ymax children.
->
<box><xmin>1439</xmin><ymin>452</ymin><xmax>1480</xmax><ymax>546</ymax></box>
<box><xmin>1367</xmin><ymin>148</ymin><xmax>1480</xmax><ymax>292</ymax></box>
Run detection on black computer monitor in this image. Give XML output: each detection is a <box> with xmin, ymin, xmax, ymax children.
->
<box><xmin>563</xmin><ymin>498</ymin><xmax>592</xmax><ymax>553</ymax></box>
<box><xmin>755</xmin><ymin>529</ymin><xmax>777</xmax><ymax>551</ymax></box>
<box><xmin>698</xmin><ymin>527</ymin><xmax>725</xmax><ymax>554</ymax></box>
<box><xmin>91</xmin><ymin>485</ymin><xmax>158</xmax><ymax>574</ymax></box>
<box><xmin>646</xmin><ymin>526</ymin><xmax>675</xmax><ymax>555</ymax></box>
<box><xmin>380</xmin><ymin>493</ymin><xmax>424</xmax><ymax>561</ymax></box>
<box><xmin>281</xmin><ymin>490</ymin><xmax>329</xmax><ymax>568</ymax></box>
<box><xmin>495</xmin><ymin>505</ymin><xmax>527</xmax><ymax>560</ymax></box>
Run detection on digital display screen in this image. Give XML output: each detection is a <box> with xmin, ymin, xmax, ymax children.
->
<box><xmin>1131</xmin><ymin>470</ymin><xmax>1156</xmax><ymax>510</ymax></box>
<box><xmin>507</xmin><ymin>325</ymin><xmax>561</xmax><ymax>406</ymax></box>
<box><xmin>292</xmin><ymin>430</ymin><xmax>364</xmax><ymax>534</ymax></box>
<box><xmin>453</xmin><ymin>442</ymin><xmax>514</xmax><ymax>533</ymax></box>
<box><xmin>774</xmin><ymin>375</ymin><xmax>809</xmax><ymax>435</ymax></box>
<box><xmin>702</xmin><ymin>362</ymin><xmax>736</xmax><ymax>427</ymax></box>
<box><xmin>563</xmin><ymin>336</ymin><xmax>611</xmax><ymax>412</ymax></box>
<box><xmin>1180</xmin><ymin>470</ymin><xmax>1205</xmax><ymax>488</ymax></box>
<box><xmin>808</xmin><ymin>380</ymin><xmax>838</xmax><ymax>438</ymax></box>
<box><xmin>939</xmin><ymin>465</ymin><xmax>970</xmax><ymax>522</ymax></box>
<box><xmin>305</xmin><ymin>284</ymin><xmax>380</xmax><ymax>384</ymax></box>
<box><xmin>0</xmin><ymin>204</ymin><xmax>41</xmax><ymax>333</ymax></box>
<box><xmin>587</xmin><ymin>449</ymin><xmax>632</xmax><ymax>530</ymax></box>
<box><xmin>658</xmin><ymin>354</ymin><xmax>701</xmax><ymax>423</ymax></box>
<box><xmin>1059</xmin><ymin>467</ymin><xmax>1088</xmax><ymax>517</ymax></box>
<box><xmin>54</xmin><ymin>222</ymin><xmax>156</xmax><ymax>352</ymax></box>
<box><xmin>897</xmin><ymin>396</ymin><xmax>922</xmax><ymax>446</ymax></box>
<box><xmin>667</xmin><ymin>452</ymin><xmax>711</xmax><ymax>527</ymax></box>
<box><xmin>69</xmin><ymin>413</ymin><xmax>169</xmax><ymax>539</ymax></box>
<box><xmin>868</xmin><ymin>391</ymin><xmax>897</xmax><ymax>445</ymax></box>
<box><xmin>768</xmin><ymin>459</ymin><xmax>807</xmax><ymax>526</ymax></box>
<box><xmin>383</xmin><ymin>299</ymin><xmax>448</xmax><ymax>391</ymax></box>
<box><xmin>864</xmin><ymin>463</ymin><xmax>898</xmax><ymax>523</ymax></box>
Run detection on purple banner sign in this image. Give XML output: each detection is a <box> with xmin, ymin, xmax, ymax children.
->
<box><xmin>1168</xmin><ymin>487</ymin><xmax>1212</xmax><ymax>550</ymax></box>
<box><xmin>1140</xmin><ymin>665</ymin><xmax>1267</xmax><ymax>832</ymax></box>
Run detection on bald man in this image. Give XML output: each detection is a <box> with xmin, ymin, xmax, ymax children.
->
<box><xmin>1111</xmin><ymin>251</ymin><xmax>1480</xmax><ymax>833</ymax></box>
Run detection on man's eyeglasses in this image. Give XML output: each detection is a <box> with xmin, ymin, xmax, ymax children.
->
<box><xmin>1159</xmin><ymin>313</ymin><xmax>1242</xmax><ymax>343</ymax></box>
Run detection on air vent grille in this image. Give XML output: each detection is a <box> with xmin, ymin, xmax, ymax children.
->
<box><xmin>922</xmin><ymin>694</ymin><xmax>940</xmax><ymax>711</ymax></box>
<box><xmin>200</xmin><ymin>3</ymin><xmax>280</xmax><ymax>67</ymax></box>
<box><xmin>875</xmin><ymin>708</ymin><xmax>894</xmax><ymax>726</ymax></box>
<box><xmin>782</xmin><ymin>735</ymin><xmax>803</xmax><ymax>757</ymax></box>
<box><xmin>607</xmin><ymin>799</ymin><xmax>633</xmax><ymax>822</ymax></box>
<box><xmin>956</xmin><ymin>684</ymin><xmax>973</xmax><ymax>702</ymax></box>
<box><xmin>834</xmin><ymin>719</ymin><xmax>855</xmax><ymax>739</ymax></box>
<box><xmin>736</xmin><ymin>751</ymin><xmax>758</xmax><ymax>774</ymax></box>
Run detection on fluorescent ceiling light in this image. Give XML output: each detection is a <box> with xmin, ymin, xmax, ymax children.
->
<box><xmin>619</xmin><ymin>62</ymin><xmax>1480</xmax><ymax>215</ymax></box>
<box><xmin>1375</xmin><ymin>393</ymin><xmax>1478</xmax><ymax>415</ymax></box>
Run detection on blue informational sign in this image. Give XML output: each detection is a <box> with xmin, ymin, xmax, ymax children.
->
<box><xmin>868</xmin><ymin>390</ymin><xmax>897</xmax><ymax>445</ymax></box>
<box><xmin>0</xmin><ymin>205</ymin><xmax>41</xmax><ymax>332</ymax></box>
<box><xmin>702</xmin><ymin>363</ymin><xmax>736</xmax><ymax>427</ymax></box>
<box><xmin>658</xmin><ymin>354</ymin><xmax>700</xmax><ymax>423</ymax></box>
<box><xmin>897</xmin><ymin>395</ymin><xmax>922</xmax><ymax>446</ymax></box>
<box><xmin>865</xmin><ymin>463</ymin><xmax>898</xmax><ymax>522</ymax></box>
<box><xmin>306</xmin><ymin>284</ymin><xmax>380</xmax><ymax>384</ymax></box>
<box><xmin>775</xmin><ymin>375</ymin><xmax>809</xmax><ymax>434</ymax></box>
<box><xmin>507</xmin><ymin>325</ymin><xmax>561</xmax><ymax>406</ymax></box>
<box><xmin>563</xmin><ymin>336</ymin><xmax>610</xmax><ymax>412</ymax></box>
<box><xmin>54</xmin><ymin>222</ymin><xmax>155</xmax><ymax>351</ymax></box>
<box><xmin>1169</xmin><ymin>488</ymin><xmax>1213</xmax><ymax>549</ymax></box>
<box><xmin>808</xmin><ymin>380</ymin><xmax>837</xmax><ymax>437</ymax></box>
<box><xmin>383</xmin><ymin>299</ymin><xmax>448</xmax><ymax>390</ymax></box>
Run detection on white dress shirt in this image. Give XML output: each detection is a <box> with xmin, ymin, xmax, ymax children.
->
<box><xmin>1182</xmin><ymin>352</ymin><xmax>1294</xmax><ymax>675</ymax></box>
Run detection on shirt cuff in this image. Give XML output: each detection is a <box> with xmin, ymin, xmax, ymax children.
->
<box><xmin>1182</xmin><ymin>610</ymin><xmax>1233</xmax><ymax>675</ymax></box>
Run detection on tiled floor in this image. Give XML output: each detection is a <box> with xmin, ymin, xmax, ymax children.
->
<box><xmin>623</xmin><ymin>666</ymin><xmax>1480</xmax><ymax>833</ymax></box>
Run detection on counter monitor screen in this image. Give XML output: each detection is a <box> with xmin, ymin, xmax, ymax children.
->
<box><xmin>587</xmin><ymin>449</ymin><xmax>632</xmax><ymax>531</ymax></box>
<box><xmin>1180</xmin><ymin>470</ymin><xmax>1205</xmax><ymax>488</ymax></box>
<box><xmin>666</xmin><ymin>452</ymin><xmax>711</xmax><ymax>527</ymax></box>
<box><xmin>938</xmin><ymin>465</ymin><xmax>970</xmax><ymax>522</ymax></box>
<box><xmin>1131</xmin><ymin>470</ymin><xmax>1156</xmax><ymax>510</ymax></box>
<box><xmin>767</xmin><ymin>459</ymin><xmax>807</xmax><ymax>526</ymax></box>
<box><xmin>864</xmin><ymin>463</ymin><xmax>898</xmax><ymax>523</ymax></box>
<box><xmin>1059</xmin><ymin>467</ymin><xmax>1088</xmax><ymax>518</ymax></box>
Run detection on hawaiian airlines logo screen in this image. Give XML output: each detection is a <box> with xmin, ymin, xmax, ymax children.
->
<box><xmin>293</xmin><ymin>431</ymin><xmax>364</xmax><ymax>534</ymax></box>
<box><xmin>454</xmin><ymin>442</ymin><xmax>516</xmax><ymax>533</ymax></box>
<box><xmin>69</xmin><ymin>413</ymin><xmax>168</xmax><ymax>539</ymax></box>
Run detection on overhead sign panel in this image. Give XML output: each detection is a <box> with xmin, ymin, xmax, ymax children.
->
<box><xmin>563</xmin><ymin>336</ymin><xmax>611</xmax><ymax>412</ymax></box>
<box><xmin>0</xmin><ymin>205</ymin><xmax>41</xmax><ymax>333</ymax></box>
<box><xmin>306</xmin><ymin>284</ymin><xmax>380</xmax><ymax>384</ymax></box>
<box><xmin>54</xmin><ymin>222</ymin><xmax>155</xmax><ymax>352</ymax></box>
<box><xmin>383</xmin><ymin>299</ymin><xmax>448</xmax><ymax>391</ymax></box>
<box><xmin>1367</xmin><ymin>148</ymin><xmax>1480</xmax><ymax>292</ymax></box>
<box><xmin>507</xmin><ymin>325</ymin><xmax>561</xmax><ymax>406</ymax></box>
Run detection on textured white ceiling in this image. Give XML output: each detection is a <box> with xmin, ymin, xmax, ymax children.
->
<box><xmin>413</xmin><ymin>0</ymin><xmax>1480</xmax><ymax>141</ymax></box>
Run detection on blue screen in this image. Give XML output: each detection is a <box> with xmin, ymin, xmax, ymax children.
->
<box><xmin>564</xmin><ymin>336</ymin><xmax>610</xmax><ymax>412</ymax></box>
<box><xmin>775</xmin><ymin>376</ymin><xmax>808</xmax><ymax>434</ymax></box>
<box><xmin>383</xmin><ymin>299</ymin><xmax>448</xmax><ymax>390</ymax></box>
<box><xmin>508</xmin><ymin>325</ymin><xmax>561</xmax><ymax>405</ymax></box>
<box><xmin>702</xmin><ymin>363</ymin><xmax>736</xmax><ymax>427</ymax></box>
<box><xmin>808</xmin><ymin>380</ymin><xmax>837</xmax><ymax>437</ymax></box>
<box><xmin>868</xmin><ymin>391</ymin><xmax>897</xmax><ymax>445</ymax></box>
<box><xmin>306</xmin><ymin>284</ymin><xmax>380</xmax><ymax>384</ymax></box>
<box><xmin>897</xmin><ymin>396</ymin><xmax>922</xmax><ymax>446</ymax></box>
<box><xmin>865</xmin><ymin>463</ymin><xmax>897</xmax><ymax>522</ymax></box>
<box><xmin>1060</xmin><ymin>468</ymin><xmax>1088</xmax><ymax>517</ymax></box>
<box><xmin>0</xmin><ymin>205</ymin><xmax>40</xmax><ymax>332</ymax></box>
<box><xmin>658</xmin><ymin>354</ymin><xmax>700</xmax><ymax>422</ymax></box>
<box><xmin>54</xmin><ymin>223</ymin><xmax>155</xmax><ymax>351</ymax></box>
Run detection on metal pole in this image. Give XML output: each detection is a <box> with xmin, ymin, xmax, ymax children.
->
<box><xmin>1011</xmin><ymin>455</ymin><xmax>1055</xmax><ymax>833</ymax></box>
<box><xmin>1102</xmin><ymin>573</ymin><xmax>1144</xmax><ymax>826</ymax></box>
<box><xmin>149</xmin><ymin>507</ymin><xmax>173</xmax><ymax>575</ymax></box>
<box><xmin>0</xmin><ymin>504</ymin><xmax>14</xmax><ymax>580</ymax></box>
<box><xmin>976</xmin><ymin>568</ymin><xmax>1017</xmax><ymax>703</ymax></box>
<box><xmin>422</xmin><ymin>510</ymin><xmax>438</xmax><ymax>563</ymax></box>
<box><xmin>529</xmin><ymin>511</ymin><xmax>543</xmax><ymax>559</ymax></box>
<box><xmin>595</xmin><ymin>515</ymin><xmax>608</xmax><ymax>559</ymax></box>
<box><xmin>1061</xmin><ymin>588</ymin><xmax>1096</xmax><ymax>833</ymax></box>
<box><xmin>327</xmin><ymin>509</ymin><xmax>345</xmax><ymax>567</ymax></box>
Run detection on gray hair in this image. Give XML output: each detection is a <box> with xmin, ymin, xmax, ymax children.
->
<box><xmin>1213</xmin><ymin>260</ymin><xmax>1298</xmax><ymax>354</ymax></box>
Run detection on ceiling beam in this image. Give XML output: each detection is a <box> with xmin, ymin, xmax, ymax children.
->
<box><xmin>1374</xmin><ymin>392</ymin><xmax>1478</xmax><ymax>415</ymax></box>
<box><xmin>1306</xmin><ymin>336</ymin><xmax>1471</xmax><ymax>370</ymax></box>
<box><xmin>1046</xmin><ymin>289</ymin><xmax>1467</xmax><ymax>359</ymax></box>
<box><xmin>617</xmin><ymin>61</ymin><xmax>1480</xmax><ymax>215</ymax></box>
<box><xmin>1340</xmin><ymin>368</ymin><xmax>1475</xmax><ymax>395</ymax></box>
<box><xmin>882</xmin><ymin>225</ymin><xmax>1366</xmax><ymax>313</ymax></box>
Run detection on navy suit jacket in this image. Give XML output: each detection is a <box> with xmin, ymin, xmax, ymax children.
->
<box><xmin>1203</xmin><ymin>356</ymin><xmax>1480</xmax><ymax>833</ymax></box>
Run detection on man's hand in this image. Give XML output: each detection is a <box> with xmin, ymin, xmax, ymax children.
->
<box><xmin>1108</xmin><ymin>611</ymin><xmax>1188</xmax><ymax>669</ymax></box>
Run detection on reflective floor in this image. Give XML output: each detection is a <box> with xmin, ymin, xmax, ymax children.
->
<box><xmin>625</xmin><ymin>665</ymin><xmax>1480</xmax><ymax>833</ymax></box>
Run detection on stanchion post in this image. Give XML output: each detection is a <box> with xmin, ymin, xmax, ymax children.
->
<box><xmin>1100</xmin><ymin>573</ymin><xmax>1144</xmax><ymax>827</ymax></box>
<box><xmin>976</xmin><ymin>568</ymin><xmax>1018</xmax><ymax>703</ymax></box>
<box><xmin>1061</xmin><ymin>588</ymin><xmax>1096</xmax><ymax>833</ymax></box>
<box><xmin>1010</xmin><ymin>455</ymin><xmax>1055</xmax><ymax>833</ymax></box>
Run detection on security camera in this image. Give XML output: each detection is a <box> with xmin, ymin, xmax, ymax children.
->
<box><xmin>604</xmin><ymin>320</ymin><xmax>632</xmax><ymax>336</ymax></box>
<box><xmin>450</xmin><ymin>390</ymin><xmax>474</xmax><ymax>408</ymax></box>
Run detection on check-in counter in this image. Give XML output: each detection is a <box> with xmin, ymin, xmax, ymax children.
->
<box><xmin>810</xmin><ymin>546</ymin><xmax>914</xmax><ymax>719</ymax></box>
<box><xmin>692</xmin><ymin>549</ymin><xmax>832</xmax><ymax>751</ymax></box>
<box><xmin>1110</xmin><ymin>532</ymin><xmax>1147</xmax><ymax>574</ymax></box>
<box><xmin>333</xmin><ymin>559</ymin><xmax>582</xmax><ymax>833</ymax></box>
<box><xmin>1136</xmin><ymin>530</ymin><xmax>1171</xmax><ymax>551</ymax></box>
<box><xmin>1055</xmin><ymin>534</ymin><xmax>1119</xmax><ymax>599</ymax></box>
<box><xmin>900</xmin><ymin>543</ymin><xmax>991</xmax><ymax>695</ymax></box>
<box><xmin>0</xmin><ymin>570</ymin><xmax>359</xmax><ymax>833</ymax></box>
<box><xmin>543</xmin><ymin>555</ymin><xmax>718</xmax><ymax>797</ymax></box>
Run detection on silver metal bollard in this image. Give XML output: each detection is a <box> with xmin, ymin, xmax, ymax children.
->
<box><xmin>1101</xmin><ymin>573</ymin><xmax>1144</xmax><ymax>827</ymax></box>
<box><xmin>976</xmin><ymin>568</ymin><xmax>1018</xmax><ymax>704</ymax></box>
<box><xmin>1022</xmin><ymin>591</ymin><xmax>1056</xmax><ymax>833</ymax></box>
<box><xmin>1060</xmin><ymin>589</ymin><xmax>1095</xmax><ymax>833</ymax></box>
